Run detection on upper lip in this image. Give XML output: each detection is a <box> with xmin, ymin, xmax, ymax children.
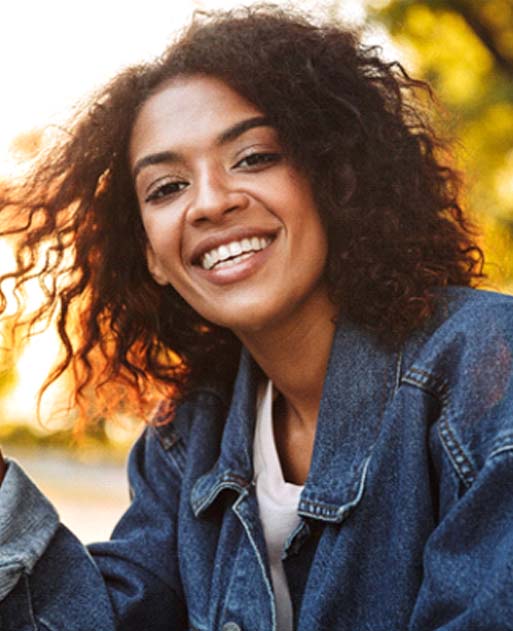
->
<box><xmin>189</xmin><ymin>226</ymin><xmax>278</xmax><ymax>265</ymax></box>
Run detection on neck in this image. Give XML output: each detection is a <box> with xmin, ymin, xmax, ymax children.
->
<box><xmin>235</xmin><ymin>286</ymin><xmax>338</xmax><ymax>429</ymax></box>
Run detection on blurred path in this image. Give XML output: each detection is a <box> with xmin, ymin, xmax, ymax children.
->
<box><xmin>8</xmin><ymin>446</ymin><xmax>130</xmax><ymax>544</ymax></box>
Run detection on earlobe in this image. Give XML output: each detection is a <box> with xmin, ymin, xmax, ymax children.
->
<box><xmin>146</xmin><ymin>245</ymin><xmax>169</xmax><ymax>286</ymax></box>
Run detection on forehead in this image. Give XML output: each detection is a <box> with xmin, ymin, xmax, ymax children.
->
<box><xmin>129</xmin><ymin>75</ymin><xmax>265</xmax><ymax>165</ymax></box>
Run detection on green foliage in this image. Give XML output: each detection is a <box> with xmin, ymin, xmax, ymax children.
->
<box><xmin>0</xmin><ymin>422</ymin><xmax>130</xmax><ymax>463</ymax></box>
<box><xmin>367</xmin><ymin>0</ymin><xmax>513</xmax><ymax>287</ymax></box>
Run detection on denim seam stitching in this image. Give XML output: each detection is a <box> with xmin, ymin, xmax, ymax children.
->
<box><xmin>489</xmin><ymin>443</ymin><xmax>513</xmax><ymax>459</ymax></box>
<box><xmin>299</xmin><ymin>486</ymin><xmax>361</xmax><ymax>511</ymax></box>
<box><xmin>298</xmin><ymin>455</ymin><xmax>372</xmax><ymax>522</ymax></box>
<box><xmin>36</xmin><ymin>617</ymin><xmax>57</xmax><ymax>631</ymax></box>
<box><xmin>402</xmin><ymin>367</ymin><xmax>477</xmax><ymax>487</ymax></box>
<box><xmin>22</xmin><ymin>573</ymin><xmax>38</xmax><ymax>631</ymax></box>
<box><xmin>232</xmin><ymin>490</ymin><xmax>277</xmax><ymax>631</ymax></box>
<box><xmin>394</xmin><ymin>351</ymin><xmax>403</xmax><ymax>394</ymax></box>
<box><xmin>153</xmin><ymin>429</ymin><xmax>187</xmax><ymax>477</ymax></box>
<box><xmin>401</xmin><ymin>367</ymin><xmax>448</xmax><ymax>399</ymax></box>
<box><xmin>437</xmin><ymin>412</ymin><xmax>476</xmax><ymax>488</ymax></box>
<box><xmin>192</xmin><ymin>479</ymin><xmax>248</xmax><ymax>515</ymax></box>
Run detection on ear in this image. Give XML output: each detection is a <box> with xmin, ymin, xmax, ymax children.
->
<box><xmin>146</xmin><ymin>244</ymin><xmax>169</xmax><ymax>286</ymax></box>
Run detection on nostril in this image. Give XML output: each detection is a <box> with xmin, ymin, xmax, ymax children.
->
<box><xmin>187</xmin><ymin>185</ymin><xmax>250</xmax><ymax>224</ymax></box>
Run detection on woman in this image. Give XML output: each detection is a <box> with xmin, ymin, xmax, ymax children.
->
<box><xmin>0</xmin><ymin>6</ymin><xmax>512</xmax><ymax>630</ymax></box>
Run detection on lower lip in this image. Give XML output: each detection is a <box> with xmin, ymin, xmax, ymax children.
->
<box><xmin>192</xmin><ymin>239</ymin><xmax>276</xmax><ymax>286</ymax></box>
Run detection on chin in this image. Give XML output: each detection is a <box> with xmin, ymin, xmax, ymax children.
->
<box><xmin>203</xmin><ymin>308</ymin><xmax>277</xmax><ymax>335</ymax></box>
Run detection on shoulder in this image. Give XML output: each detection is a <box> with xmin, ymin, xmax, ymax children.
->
<box><xmin>402</xmin><ymin>286</ymin><xmax>513</xmax><ymax>387</ymax></box>
<box><xmin>432</xmin><ymin>285</ymin><xmax>513</xmax><ymax>335</ymax></box>
<box><xmin>400</xmin><ymin>286</ymin><xmax>513</xmax><ymax>485</ymax></box>
<box><xmin>125</xmin><ymin>386</ymin><xmax>230</xmax><ymax>507</ymax></box>
<box><xmin>142</xmin><ymin>386</ymin><xmax>230</xmax><ymax>469</ymax></box>
<box><xmin>419</xmin><ymin>285</ymin><xmax>513</xmax><ymax>339</ymax></box>
<box><xmin>150</xmin><ymin>388</ymin><xmax>226</xmax><ymax>442</ymax></box>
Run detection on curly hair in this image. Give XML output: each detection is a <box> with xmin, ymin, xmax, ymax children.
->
<box><xmin>0</xmin><ymin>4</ymin><xmax>484</xmax><ymax>423</ymax></box>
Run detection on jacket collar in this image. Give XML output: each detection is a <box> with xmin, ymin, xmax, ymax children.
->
<box><xmin>191</xmin><ymin>318</ymin><xmax>400</xmax><ymax>523</ymax></box>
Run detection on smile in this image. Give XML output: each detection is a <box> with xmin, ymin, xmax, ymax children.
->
<box><xmin>200</xmin><ymin>236</ymin><xmax>273</xmax><ymax>270</ymax></box>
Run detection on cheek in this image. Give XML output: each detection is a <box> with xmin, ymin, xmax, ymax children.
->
<box><xmin>303</xmin><ymin>220</ymin><xmax>329</xmax><ymax>285</ymax></box>
<box><xmin>143</xmin><ymin>220</ymin><xmax>186</xmax><ymax>288</ymax></box>
<box><xmin>295</xmin><ymin>206</ymin><xmax>328</xmax><ymax>259</ymax></box>
<box><xmin>301</xmin><ymin>240</ymin><xmax>328</xmax><ymax>291</ymax></box>
<box><xmin>143</xmin><ymin>214</ymin><xmax>182</xmax><ymax>260</ymax></box>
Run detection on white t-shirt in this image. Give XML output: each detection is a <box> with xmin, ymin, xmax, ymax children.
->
<box><xmin>253</xmin><ymin>380</ymin><xmax>304</xmax><ymax>631</ymax></box>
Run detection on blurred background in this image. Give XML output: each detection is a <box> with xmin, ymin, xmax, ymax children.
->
<box><xmin>1</xmin><ymin>0</ymin><xmax>512</xmax><ymax>541</ymax></box>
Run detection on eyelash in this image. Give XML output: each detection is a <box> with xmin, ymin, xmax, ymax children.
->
<box><xmin>144</xmin><ymin>152</ymin><xmax>282</xmax><ymax>204</ymax></box>
<box><xmin>235</xmin><ymin>151</ymin><xmax>282</xmax><ymax>168</ymax></box>
<box><xmin>145</xmin><ymin>181</ymin><xmax>187</xmax><ymax>203</ymax></box>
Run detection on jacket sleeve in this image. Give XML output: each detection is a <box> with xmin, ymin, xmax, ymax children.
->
<box><xmin>408</xmin><ymin>447</ymin><xmax>513</xmax><ymax>630</ymax></box>
<box><xmin>0</xmin><ymin>427</ymin><xmax>188</xmax><ymax>631</ymax></box>
<box><xmin>408</xmin><ymin>297</ymin><xmax>513</xmax><ymax>630</ymax></box>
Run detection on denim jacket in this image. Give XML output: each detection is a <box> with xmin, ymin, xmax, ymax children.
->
<box><xmin>1</xmin><ymin>286</ymin><xmax>513</xmax><ymax>631</ymax></box>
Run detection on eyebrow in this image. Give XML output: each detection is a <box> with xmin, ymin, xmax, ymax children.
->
<box><xmin>132</xmin><ymin>115</ymin><xmax>271</xmax><ymax>180</ymax></box>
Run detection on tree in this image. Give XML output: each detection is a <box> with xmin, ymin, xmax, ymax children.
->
<box><xmin>368</xmin><ymin>0</ymin><xmax>513</xmax><ymax>287</ymax></box>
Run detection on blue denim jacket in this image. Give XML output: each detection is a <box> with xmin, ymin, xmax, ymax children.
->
<box><xmin>1</xmin><ymin>286</ymin><xmax>513</xmax><ymax>630</ymax></box>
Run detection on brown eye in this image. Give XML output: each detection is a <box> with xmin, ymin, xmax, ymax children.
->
<box><xmin>235</xmin><ymin>152</ymin><xmax>282</xmax><ymax>169</ymax></box>
<box><xmin>145</xmin><ymin>181</ymin><xmax>188</xmax><ymax>203</ymax></box>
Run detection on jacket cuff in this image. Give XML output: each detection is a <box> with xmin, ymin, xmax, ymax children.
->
<box><xmin>0</xmin><ymin>459</ymin><xmax>59</xmax><ymax>600</ymax></box>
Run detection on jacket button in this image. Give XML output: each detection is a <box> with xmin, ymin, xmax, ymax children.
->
<box><xmin>222</xmin><ymin>623</ymin><xmax>241</xmax><ymax>631</ymax></box>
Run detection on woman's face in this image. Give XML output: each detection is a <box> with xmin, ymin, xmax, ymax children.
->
<box><xmin>130</xmin><ymin>75</ymin><xmax>329</xmax><ymax>335</ymax></box>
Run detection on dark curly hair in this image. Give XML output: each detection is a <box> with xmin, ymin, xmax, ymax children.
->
<box><xmin>0</xmin><ymin>4</ymin><xmax>484</xmax><ymax>423</ymax></box>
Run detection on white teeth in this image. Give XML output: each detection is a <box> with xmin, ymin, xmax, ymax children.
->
<box><xmin>203</xmin><ymin>252</ymin><xmax>213</xmax><ymax>269</ymax></box>
<box><xmin>218</xmin><ymin>245</ymin><xmax>230</xmax><ymax>260</ymax></box>
<box><xmin>228</xmin><ymin>242</ymin><xmax>242</xmax><ymax>257</ymax></box>
<box><xmin>215</xmin><ymin>252</ymin><xmax>254</xmax><ymax>269</ymax></box>
<box><xmin>200</xmin><ymin>235</ymin><xmax>272</xmax><ymax>270</ymax></box>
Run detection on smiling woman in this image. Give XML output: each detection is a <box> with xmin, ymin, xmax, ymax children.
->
<box><xmin>132</xmin><ymin>76</ymin><xmax>331</xmax><ymax>336</ymax></box>
<box><xmin>1</xmin><ymin>5</ymin><xmax>513</xmax><ymax>631</ymax></box>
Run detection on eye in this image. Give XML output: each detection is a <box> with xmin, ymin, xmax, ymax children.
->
<box><xmin>234</xmin><ymin>152</ymin><xmax>282</xmax><ymax>169</ymax></box>
<box><xmin>144</xmin><ymin>180</ymin><xmax>188</xmax><ymax>203</ymax></box>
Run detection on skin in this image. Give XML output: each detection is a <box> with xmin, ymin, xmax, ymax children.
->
<box><xmin>131</xmin><ymin>75</ymin><xmax>339</xmax><ymax>484</ymax></box>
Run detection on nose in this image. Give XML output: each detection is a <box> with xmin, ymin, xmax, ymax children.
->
<box><xmin>186</xmin><ymin>168</ymin><xmax>248</xmax><ymax>225</ymax></box>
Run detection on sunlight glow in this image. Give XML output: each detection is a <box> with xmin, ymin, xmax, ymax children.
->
<box><xmin>0</xmin><ymin>0</ymin><xmax>367</xmax><ymax>166</ymax></box>
<box><xmin>3</xmin><ymin>328</ymin><xmax>70</xmax><ymax>427</ymax></box>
